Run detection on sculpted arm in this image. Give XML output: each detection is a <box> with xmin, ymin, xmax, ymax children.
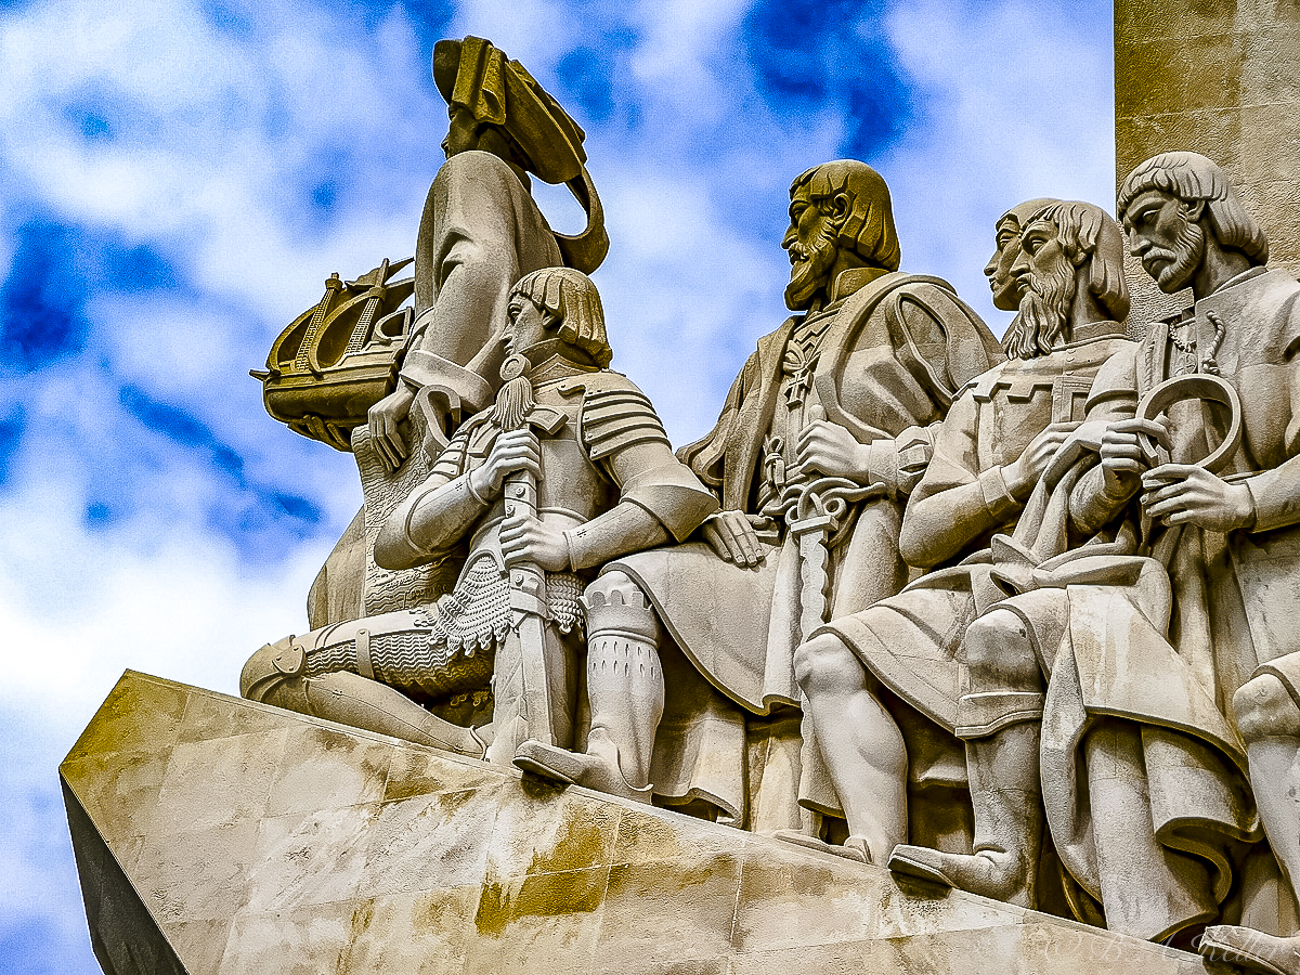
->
<box><xmin>1171</xmin><ymin>337</ymin><xmax>1300</xmax><ymax>534</ymax></box>
<box><xmin>369</xmin><ymin>156</ymin><xmax>526</xmax><ymax>470</ymax></box>
<box><xmin>499</xmin><ymin>385</ymin><xmax>720</xmax><ymax>572</ymax></box>
<box><xmin>898</xmin><ymin>392</ymin><xmax>1012</xmax><ymax>568</ymax></box>
<box><xmin>374</xmin><ymin>426</ymin><xmax>540</xmax><ymax>569</ymax></box>
<box><xmin>1068</xmin><ymin>347</ymin><xmax>1145</xmax><ymax>535</ymax></box>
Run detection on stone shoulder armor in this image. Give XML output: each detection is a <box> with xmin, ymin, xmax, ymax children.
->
<box><xmin>556</xmin><ymin>372</ymin><xmax>718</xmax><ymax>540</ymax></box>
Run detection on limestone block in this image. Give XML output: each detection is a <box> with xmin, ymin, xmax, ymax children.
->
<box><xmin>62</xmin><ymin>672</ymin><xmax>1215</xmax><ymax>974</ymax></box>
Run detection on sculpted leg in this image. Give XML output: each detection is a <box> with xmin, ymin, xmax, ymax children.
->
<box><xmin>889</xmin><ymin>608</ymin><xmax>1043</xmax><ymax>909</ymax></box>
<box><xmin>514</xmin><ymin>570</ymin><xmax>662</xmax><ymax>802</ymax></box>
<box><xmin>1200</xmin><ymin>673</ymin><xmax>1300</xmax><ymax>975</ymax></box>
<box><xmin>241</xmin><ymin>626</ymin><xmax>486</xmax><ymax>757</ymax></box>
<box><xmin>792</xmin><ymin>632</ymin><xmax>907</xmax><ymax>863</ymax></box>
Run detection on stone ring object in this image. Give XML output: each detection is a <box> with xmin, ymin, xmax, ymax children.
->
<box><xmin>1134</xmin><ymin>373</ymin><xmax>1243</xmax><ymax>474</ymax></box>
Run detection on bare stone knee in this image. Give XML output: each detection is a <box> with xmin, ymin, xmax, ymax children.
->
<box><xmin>964</xmin><ymin>608</ymin><xmax>1043</xmax><ymax>695</ymax></box>
<box><xmin>1234</xmin><ymin>673</ymin><xmax>1300</xmax><ymax>744</ymax></box>
<box><xmin>794</xmin><ymin>633</ymin><xmax>867</xmax><ymax>698</ymax></box>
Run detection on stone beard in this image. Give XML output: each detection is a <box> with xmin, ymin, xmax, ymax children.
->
<box><xmin>784</xmin><ymin>218</ymin><xmax>839</xmax><ymax>309</ymax></box>
<box><xmin>1144</xmin><ymin>208</ymin><xmax>1205</xmax><ymax>291</ymax></box>
<box><xmin>1002</xmin><ymin>241</ymin><xmax>1073</xmax><ymax>359</ymax></box>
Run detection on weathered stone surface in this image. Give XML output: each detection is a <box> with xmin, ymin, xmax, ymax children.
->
<box><xmin>1116</xmin><ymin>0</ymin><xmax>1300</xmax><ymax>328</ymax></box>
<box><xmin>63</xmin><ymin>671</ymin><xmax>1215</xmax><ymax>973</ymax></box>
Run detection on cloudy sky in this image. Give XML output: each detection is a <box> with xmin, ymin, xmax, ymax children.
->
<box><xmin>0</xmin><ymin>0</ymin><xmax>1113</xmax><ymax>967</ymax></box>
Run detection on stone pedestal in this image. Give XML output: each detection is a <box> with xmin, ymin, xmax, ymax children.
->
<box><xmin>61</xmin><ymin>671</ymin><xmax>1215</xmax><ymax>974</ymax></box>
<box><xmin>1116</xmin><ymin>0</ymin><xmax>1300</xmax><ymax>328</ymax></box>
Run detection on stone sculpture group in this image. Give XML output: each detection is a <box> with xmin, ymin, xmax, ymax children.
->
<box><xmin>248</xmin><ymin>35</ymin><xmax>1300</xmax><ymax>975</ymax></box>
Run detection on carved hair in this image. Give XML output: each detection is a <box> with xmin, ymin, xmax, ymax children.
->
<box><xmin>1117</xmin><ymin>152</ymin><xmax>1268</xmax><ymax>264</ymax></box>
<box><xmin>1029</xmin><ymin>200</ymin><xmax>1130</xmax><ymax>324</ymax></box>
<box><xmin>790</xmin><ymin>160</ymin><xmax>902</xmax><ymax>272</ymax></box>
<box><xmin>511</xmin><ymin>267</ymin><xmax>612</xmax><ymax>367</ymax></box>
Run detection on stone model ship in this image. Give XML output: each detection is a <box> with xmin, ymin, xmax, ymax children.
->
<box><xmin>63</xmin><ymin>17</ymin><xmax>1300</xmax><ymax>975</ymax></box>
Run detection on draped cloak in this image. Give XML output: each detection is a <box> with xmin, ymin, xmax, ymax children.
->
<box><xmin>605</xmin><ymin>269</ymin><xmax>1004</xmax><ymax>825</ymax></box>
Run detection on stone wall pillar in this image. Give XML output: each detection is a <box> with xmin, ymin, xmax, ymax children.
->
<box><xmin>1116</xmin><ymin>0</ymin><xmax>1300</xmax><ymax>327</ymax></box>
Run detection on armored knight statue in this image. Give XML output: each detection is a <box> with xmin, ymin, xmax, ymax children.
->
<box><xmin>366</xmin><ymin>35</ymin><xmax>608</xmax><ymax>472</ymax></box>
<box><xmin>885</xmin><ymin>152</ymin><xmax>1283</xmax><ymax>948</ymax></box>
<box><xmin>241</xmin><ymin>268</ymin><xmax>716</xmax><ymax>762</ymax></box>
<box><xmin>791</xmin><ymin>199</ymin><xmax>1134</xmax><ymax>868</ymax></box>
<box><xmin>515</xmin><ymin>160</ymin><xmax>1003</xmax><ymax>825</ymax></box>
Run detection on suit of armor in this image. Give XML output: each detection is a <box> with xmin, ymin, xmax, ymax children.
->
<box><xmin>241</xmin><ymin>355</ymin><xmax>716</xmax><ymax>759</ymax></box>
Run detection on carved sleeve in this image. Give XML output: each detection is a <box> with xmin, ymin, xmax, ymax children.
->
<box><xmin>1243</xmin><ymin>327</ymin><xmax>1300</xmax><ymax>533</ymax></box>
<box><xmin>372</xmin><ymin>427</ymin><xmax>485</xmax><ymax>570</ymax></box>
<box><xmin>1068</xmin><ymin>346</ymin><xmax>1143</xmax><ymax>536</ymax></box>
<box><xmin>564</xmin><ymin>384</ymin><xmax>720</xmax><ymax>569</ymax></box>
<box><xmin>401</xmin><ymin>153</ymin><xmax>531</xmax><ymax>400</ymax></box>
<box><xmin>898</xmin><ymin>391</ymin><xmax>1016</xmax><ymax>569</ymax></box>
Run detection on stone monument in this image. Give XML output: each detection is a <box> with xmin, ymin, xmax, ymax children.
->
<box><xmin>60</xmin><ymin>15</ymin><xmax>1300</xmax><ymax>975</ymax></box>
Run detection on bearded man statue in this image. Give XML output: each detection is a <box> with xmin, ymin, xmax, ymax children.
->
<box><xmin>514</xmin><ymin>160</ymin><xmax>1003</xmax><ymax>829</ymax></box>
<box><xmin>789</xmin><ymin>199</ymin><xmax>1135</xmax><ymax>871</ymax></box>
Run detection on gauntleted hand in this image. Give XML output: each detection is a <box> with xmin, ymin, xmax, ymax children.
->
<box><xmin>469</xmin><ymin>428</ymin><xmax>541</xmax><ymax>501</ymax></box>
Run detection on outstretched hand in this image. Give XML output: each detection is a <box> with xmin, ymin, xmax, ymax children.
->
<box><xmin>702</xmin><ymin>510</ymin><xmax>766</xmax><ymax>567</ymax></box>
<box><xmin>368</xmin><ymin>385</ymin><xmax>416</xmax><ymax>473</ymax></box>
<box><xmin>1141</xmin><ymin>464</ymin><xmax>1255</xmax><ymax>532</ymax></box>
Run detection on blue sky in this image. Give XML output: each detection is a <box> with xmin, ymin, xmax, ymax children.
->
<box><xmin>0</xmin><ymin>0</ymin><xmax>1113</xmax><ymax>968</ymax></box>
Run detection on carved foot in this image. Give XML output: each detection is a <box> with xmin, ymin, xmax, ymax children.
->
<box><xmin>513</xmin><ymin>739</ymin><xmax>653</xmax><ymax>803</ymax></box>
<box><xmin>1199</xmin><ymin>925</ymin><xmax>1300</xmax><ymax>975</ymax></box>
<box><xmin>888</xmin><ymin>844</ymin><xmax>1031</xmax><ymax>907</ymax></box>
<box><xmin>772</xmin><ymin>829</ymin><xmax>872</xmax><ymax>864</ymax></box>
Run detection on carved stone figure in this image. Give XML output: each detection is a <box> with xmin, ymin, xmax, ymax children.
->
<box><xmin>366</xmin><ymin>36</ymin><xmax>608</xmax><ymax>473</ymax></box>
<box><xmin>515</xmin><ymin>160</ymin><xmax>1003</xmax><ymax>823</ymax></box>
<box><xmin>885</xmin><ymin>153</ymin><xmax>1282</xmax><ymax>947</ymax></box>
<box><xmin>791</xmin><ymin>200</ymin><xmax>1134</xmax><ymax>869</ymax></box>
<box><xmin>240</xmin><ymin>268</ymin><xmax>716</xmax><ymax>761</ymax></box>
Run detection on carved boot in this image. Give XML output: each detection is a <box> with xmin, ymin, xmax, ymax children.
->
<box><xmin>242</xmin><ymin>633</ymin><xmax>486</xmax><ymax>758</ymax></box>
<box><xmin>514</xmin><ymin>577</ymin><xmax>662</xmax><ymax>803</ymax></box>
<box><xmin>1200</xmin><ymin>926</ymin><xmax>1300</xmax><ymax>975</ymax></box>
<box><xmin>889</xmin><ymin>723</ymin><xmax>1042</xmax><ymax>909</ymax></box>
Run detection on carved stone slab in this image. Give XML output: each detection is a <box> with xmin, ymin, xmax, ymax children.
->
<box><xmin>61</xmin><ymin>672</ymin><xmax>1215</xmax><ymax>974</ymax></box>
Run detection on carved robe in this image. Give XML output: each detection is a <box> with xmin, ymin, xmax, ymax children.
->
<box><xmin>607</xmin><ymin>268</ymin><xmax>1003</xmax><ymax>825</ymax></box>
<box><xmin>402</xmin><ymin>149</ymin><xmax>565</xmax><ymax>421</ymax></box>
<box><xmin>814</xmin><ymin>325</ymin><xmax>1134</xmax><ymax>765</ymax></box>
<box><xmin>981</xmin><ymin>266</ymin><xmax>1300</xmax><ymax>937</ymax></box>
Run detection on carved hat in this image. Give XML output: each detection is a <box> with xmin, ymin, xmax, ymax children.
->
<box><xmin>433</xmin><ymin>36</ymin><xmax>587</xmax><ymax>186</ymax></box>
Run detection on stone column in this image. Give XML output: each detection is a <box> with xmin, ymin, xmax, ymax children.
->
<box><xmin>1116</xmin><ymin>0</ymin><xmax>1300</xmax><ymax>328</ymax></box>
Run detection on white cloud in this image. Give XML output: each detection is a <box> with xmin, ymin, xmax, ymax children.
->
<box><xmin>0</xmin><ymin>0</ymin><xmax>1117</xmax><ymax>967</ymax></box>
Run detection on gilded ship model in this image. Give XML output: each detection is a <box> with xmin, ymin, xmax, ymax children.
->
<box><xmin>252</xmin><ymin>256</ymin><xmax>415</xmax><ymax>451</ymax></box>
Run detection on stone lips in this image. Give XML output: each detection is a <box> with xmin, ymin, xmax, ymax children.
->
<box><xmin>62</xmin><ymin>671</ymin><xmax>1214</xmax><ymax>974</ymax></box>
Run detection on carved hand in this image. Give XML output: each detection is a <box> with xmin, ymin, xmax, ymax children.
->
<box><xmin>1142</xmin><ymin>464</ymin><xmax>1255</xmax><ymax>531</ymax></box>
<box><xmin>701</xmin><ymin>510</ymin><xmax>765</xmax><ymax>567</ymax></box>
<box><xmin>1003</xmin><ymin>421</ymin><xmax>1082</xmax><ymax>499</ymax></box>
<box><xmin>796</xmin><ymin>420</ymin><xmax>871</xmax><ymax>481</ymax></box>
<box><xmin>499</xmin><ymin>514</ymin><xmax>570</xmax><ymax>571</ymax></box>
<box><xmin>368</xmin><ymin>384</ymin><xmax>416</xmax><ymax>473</ymax></box>
<box><xmin>468</xmin><ymin>428</ymin><xmax>541</xmax><ymax>501</ymax></box>
<box><xmin>1097</xmin><ymin>416</ymin><xmax>1171</xmax><ymax>499</ymax></box>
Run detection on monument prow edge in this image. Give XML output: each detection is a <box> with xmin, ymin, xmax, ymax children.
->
<box><xmin>61</xmin><ymin>670</ymin><xmax>1214</xmax><ymax>975</ymax></box>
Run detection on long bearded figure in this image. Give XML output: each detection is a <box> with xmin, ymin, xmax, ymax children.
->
<box><xmin>791</xmin><ymin>200</ymin><xmax>1134</xmax><ymax>871</ymax></box>
<box><xmin>241</xmin><ymin>268</ymin><xmax>715</xmax><ymax>761</ymax></box>
<box><xmin>515</xmin><ymin>160</ymin><xmax>1004</xmax><ymax>826</ymax></box>
<box><xmin>882</xmin><ymin>152</ymin><xmax>1287</xmax><ymax>950</ymax></box>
